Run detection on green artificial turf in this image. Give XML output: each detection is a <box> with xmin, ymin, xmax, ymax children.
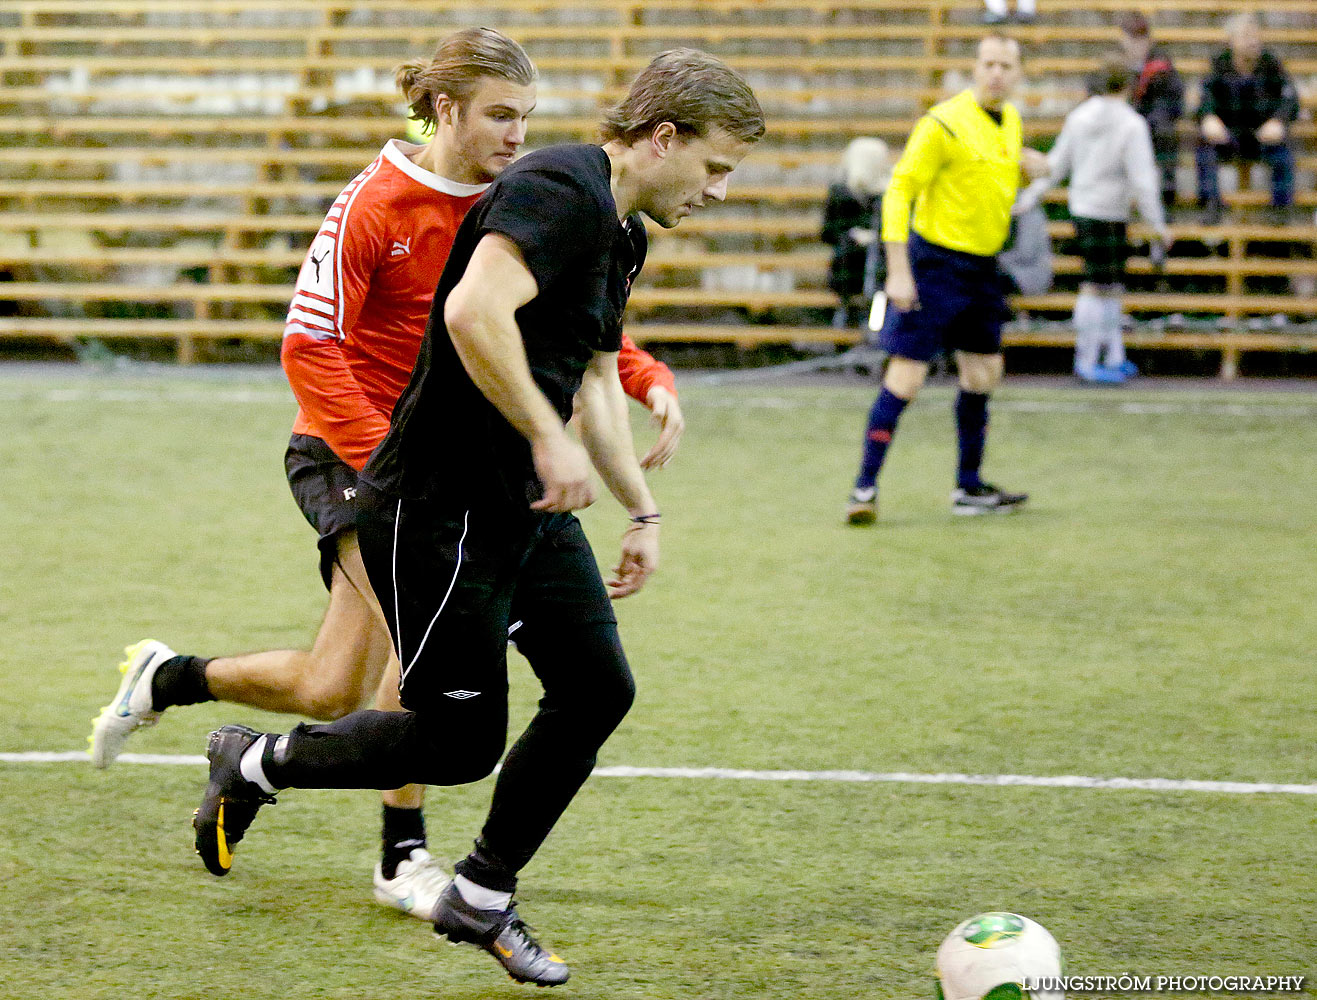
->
<box><xmin>2</xmin><ymin>371</ymin><xmax>1313</xmax><ymax>998</ymax></box>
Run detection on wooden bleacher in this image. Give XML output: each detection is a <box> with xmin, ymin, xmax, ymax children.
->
<box><xmin>1</xmin><ymin>0</ymin><xmax>1315</xmax><ymax>374</ymax></box>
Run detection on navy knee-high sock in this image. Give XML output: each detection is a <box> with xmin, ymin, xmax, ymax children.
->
<box><xmin>955</xmin><ymin>390</ymin><xmax>990</xmax><ymax>490</ymax></box>
<box><xmin>856</xmin><ymin>387</ymin><xmax>909</xmax><ymax>490</ymax></box>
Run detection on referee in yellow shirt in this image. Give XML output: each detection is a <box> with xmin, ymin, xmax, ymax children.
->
<box><xmin>846</xmin><ymin>34</ymin><xmax>1049</xmax><ymax>523</ymax></box>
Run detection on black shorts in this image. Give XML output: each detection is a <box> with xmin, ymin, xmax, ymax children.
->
<box><xmin>284</xmin><ymin>433</ymin><xmax>359</xmax><ymax>590</ymax></box>
<box><xmin>1073</xmin><ymin>217</ymin><xmax>1129</xmax><ymax>286</ymax></box>
<box><xmin>879</xmin><ymin>232</ymin><xmax>1009</xmax><ymax>363</ymax></box>
<box><xmin>353</xmin><ymin>479</ymin><xmax>618</xmax><ymax>714</ymax></box>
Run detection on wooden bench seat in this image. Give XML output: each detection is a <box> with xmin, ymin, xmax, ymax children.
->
<box><xmin>4</xmin><ymin>176</ymin><xmax>1316</xmax><ymax>205</ymax></box>
<box><xmin>628</xmin><ymin>321</ymin><xmax>1317</xmax><ymax>380</ymax></box>
<box><xmin>10</xmin><ymin>0</ymin><xmax>1317</xmax><ymax>12</ymax></box>
<box><xmin>2</xmin><ymin>213</ymin><xmax>1314</xmax><ymax>250</ymax></box>
<box><xmin>5</xmin><ymin>146</ymin><xmax>1316</xmax><ymax>180</ymax></box>
<box><xmin>0</xmin><ymin>206</ymin><xmax>1311</xmax><ymax>247</ymax></box>
<box><xmin>7</xmin><ymin>115</ymin><xmax>1316</xmax><ymax>146</ymax></box>
<box><xmin>0</xmin><ymin>247</ymin><xmax>309</xmax><ymax>268</ymax></box>
<box><xmin>13</xmin><ymin>22</ymin><xmax>1317</xmax><ymax>47</ymax></box>
<box><xmin>7</xmin><ymin>81</ymin><xmax>1312</xmax><ymax>119</ymax></box>
<box><xmin>6</xmin><ymin>247</ymin><xmax>1316</xmax><ymax>286</ymax></box>
<box><xmin>7</xmin><ymin>281</ymin><xmax>1315</xmax><ymax>318</ymax></box>
<box><xmin>12</xmin><ymin>53</ymin><xmax>1316</xmax><ymax>76</ymax></box>
<box><xmin>0</xmin><ymin>181</ymin><xmax>350</xmax><ymax>203</ymax></box>
<box><xmin>0</xmin><ymin>316</ymin><xmax>1308</xmax><ymax>380</ymax></box>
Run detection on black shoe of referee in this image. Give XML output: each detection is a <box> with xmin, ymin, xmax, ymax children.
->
<box><xmin>193</xmin><ymin>724</ymin><xmax>276</xmax><ymax>876</ymax></box>
<box><xmin>433</xmin><ymin>882</ymin><xmax>570</xmax><ymax>987</ymax></box>
<box><xmin>951</xmin><ymin>482</ymin><xmax>1029</xmax><ymax>516</ymax></box>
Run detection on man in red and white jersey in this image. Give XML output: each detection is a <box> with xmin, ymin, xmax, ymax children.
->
<box><xmin>91</xmin><ymin>27</ymin><xmax>683</xmax><ymax>918</ymax></box>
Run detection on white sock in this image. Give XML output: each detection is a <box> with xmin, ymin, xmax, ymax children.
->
<box><xmin>1100</xmin><ymin>296</ymin><xmax>1126</xmax><ymax>367</ymax></box>
<box><xmin>454</xmin><ymin>874</ymin><xmax>513</xmax><ymax>911</ymax></box>
<box><xmin>984</xmin><ymin>0</ymin><xmax>1008</xmax><ymax>14</ymax></box>
<box><xmin>1072</xmin><ymin>290</ymin><xmax>1103</xmax><ymax>372</ymax></box>
<box><xmin>1016</xmin><ymin>0</ymin><xmax>1036</xmax><ymax>14</ymax></box>
<box><xmin>239</xmin><ymin>737</ymin><xmax>278</xmax><ymax>795</ymax></box>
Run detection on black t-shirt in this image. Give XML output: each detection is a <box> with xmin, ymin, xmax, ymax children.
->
<box><xmin>362</xmin><ymin>143</ymin><xmax>646</xmax><ymax>507</ymax></box>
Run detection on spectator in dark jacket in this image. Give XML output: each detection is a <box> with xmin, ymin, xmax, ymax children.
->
<box><xmin>1196</xmin><ymin>13</ymin><xmax>1299</xmax><ymax>224</ymax></box>
<box><xmin>1117</xmin><ymin>11</ymin><xmax>1183</xmax><ymax>211</ymax></box>
<box><xmin>822</xmin><ymin>137</ymin><xmax>892</xmax><ymax>327</ymax></box>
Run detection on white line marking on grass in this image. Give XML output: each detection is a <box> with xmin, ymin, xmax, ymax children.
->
<box><xmin>594</xmin><ymin>766</ymin><xmax>1317</xmax><ymax>796</ymax></box>
<box><xmin>1</xmin><ymin>387</ymin><xmax>1313</xmax><ymax>418</ymax></box>
<box><xmin>690</xmin><ymin>396</ymin><xmax>1317</xmax><ymax>418</ymax></box>
<box><xmin>0</xmin><ymin>388</ymin><xmax>292</xmax><ymax>404</ymax></box>
<box><xmin>1003</xmin><ymin>400</ymin><xmax>1317</xmax><ymax>418</ymax></box>
<box><xmin>2</xmin><ymin>751</ymin><xmax>208</xmax><ymax>765</ymax></box>
<box><xmin>3</xmin><ymin>752</ymin><xmax>1313</xmax><ymax>795</ymax></box>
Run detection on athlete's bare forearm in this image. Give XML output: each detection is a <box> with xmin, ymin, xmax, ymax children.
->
<box><xmin>576</xmin><ymin>353</ymin><xmax>656</xmax><ymax>516</ymax></box>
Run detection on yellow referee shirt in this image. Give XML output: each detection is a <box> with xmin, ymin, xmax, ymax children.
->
<box><xmin>881</xmin><ymin>89</ymin><xmax>1023</xmax><ymax>257</ymax></box>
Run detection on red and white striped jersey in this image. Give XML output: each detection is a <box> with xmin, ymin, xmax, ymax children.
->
<box><xmin>282</xmin><ymin>139</ymin><xmax>488</xmax><ymax>470</ymax></box>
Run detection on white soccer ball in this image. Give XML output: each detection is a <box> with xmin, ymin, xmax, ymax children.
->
<box><xmin>934</xmin><ymin>912</ymin><xmax>1064</xmax><ymax>1000</ymax></box>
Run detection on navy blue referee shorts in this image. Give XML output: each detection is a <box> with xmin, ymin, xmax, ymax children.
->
<box><xmin>879</xmin><ymin>232</ymin><xmax>1010</xmax><ymax>363</ymax></box>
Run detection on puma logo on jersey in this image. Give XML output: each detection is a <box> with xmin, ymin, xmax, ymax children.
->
<box><xmin>390</xmin><ymin>238</ymin><xmax>411</xmax><ymax>258</ymax></box>
<box><xmin>309</xmin><ymin>248</ymin><xmax>330</xmax><ymax>281</ymax></box>
<box><xmin>342</xmin><ymin>486</ymin><xmax>357</xmax><ymax>501</ymax></box>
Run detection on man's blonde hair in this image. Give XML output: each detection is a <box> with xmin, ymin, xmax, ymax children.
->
<box><xmin>396</xmin><ymin>27</ymin><xmax>536</xmax><ymax>135</ymax></box>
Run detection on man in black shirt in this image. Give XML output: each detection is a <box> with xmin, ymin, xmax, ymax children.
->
<box><xmin>1195</xmin><ymin>12</ymin><xmax>1299</xmax><ymax>224</ymax></box>
<box><xmin>190</xmin><ymin>48</ymin><xmax>763</xmax><ymax>988</ymax></box>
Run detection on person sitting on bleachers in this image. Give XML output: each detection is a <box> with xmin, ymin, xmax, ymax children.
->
<box><xmin>821</xmin><ymin>137</ymin><xmax>892</xmax><ymax>329</ymax></box>
<box><xmin>1196</xmin><ymin>13</ymin><xmax>1299</xmax><ymax>226</ymax></box>
<box><xmin>1117</xmin><ymin>11</ymin><xmax>1183</xmax><ymax>213</ymax></box>
<box><xmin>983</xmin><ymin>0</ymin><xmax>1036</xmax><ymax>26</ymax></box>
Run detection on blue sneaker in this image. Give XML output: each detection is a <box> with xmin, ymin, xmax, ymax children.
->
<box><xmin>1098</xmin><ymin>364</ymin><xmax>1134</xmax><ymax>382</ymax></box>
<box><xmin>1074</xmin><ymin>364</ymin><xmax>1126</xmax><ymax>385</ymax></box>
<box><xmin>1115</xmin><ymin>359</ymin><xmax>1139</xmax><ymax>378</ymax></box>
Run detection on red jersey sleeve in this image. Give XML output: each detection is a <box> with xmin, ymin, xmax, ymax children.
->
<box><xmin>618</xmin><ymin>332</ymin><xmax>677</xmax><ymax>405</ymax></box>
<box><xmin>281</xmin><ymin>166</ymin><xmax>392</xmax><ymax>470</ymax></box>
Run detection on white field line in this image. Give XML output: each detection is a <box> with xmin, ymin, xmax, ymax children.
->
<box><xmin>689</xmin><ymin>396</ymin><xmax>1317</xmax><ymax>417</ymax></box>
<box><xmin>2</xmin><ymin>752</ymin><xmax>1313</xmax><ymax>796</ymax></box>
<box><xmin>0</xmin><ymin>385</ymin><xmax>1312</xmax><ymax>418</ymax></box>
<box><xmin>0</xmin><ymin>387</ymin><xmax>292</xmax><ymax>404</ymax></box>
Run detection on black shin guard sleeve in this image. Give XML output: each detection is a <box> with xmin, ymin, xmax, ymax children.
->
<box><xmin>150</xmin><ymin>656</ymin><xmax>215</xmax><ymax>712</ymax></box>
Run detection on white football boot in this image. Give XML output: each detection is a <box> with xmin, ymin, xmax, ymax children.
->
<box><xmin>373</xmin><ymin>848</ymin><xmax>452</xmax><ymax>921</ymax></box>
<box><xmin>89</xmin><ymin>639</ymin><xmax>176</xmax><ymax>768</ymax></box>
